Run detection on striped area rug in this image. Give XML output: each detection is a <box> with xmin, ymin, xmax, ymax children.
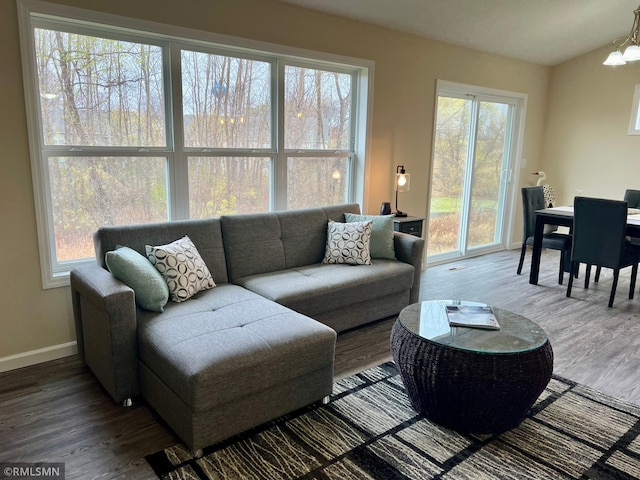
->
<box><xmin>146</xmin><ymin>362</ymin><xmax>640</xmax><ymax>479</ymax></box>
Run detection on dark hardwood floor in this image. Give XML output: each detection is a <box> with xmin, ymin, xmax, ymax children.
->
<box><xmin>3</xmin><ymin>248</ymin><xmax>640</xmax><ymax>479</ymax></box>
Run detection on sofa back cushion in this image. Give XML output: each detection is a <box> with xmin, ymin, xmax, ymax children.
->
<box><xmin>221</xmin><ymin>204</ymin><xmax>361</xmax><ymax>281</ymax></box>
<box><xmin>93</xmin><ymin>218</ymin><xmax>229</xmax><ymax>284</ymax></box>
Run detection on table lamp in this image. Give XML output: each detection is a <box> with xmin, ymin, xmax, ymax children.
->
<box><xmin>395</xmin><ymin>165</ymin><xmax>410</xmax><ymax>217</ymax></box>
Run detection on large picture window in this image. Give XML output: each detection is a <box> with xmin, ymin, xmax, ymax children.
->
<box><xmin>18</xmin><ymin>1</ymin><xmax>371</xmax><ymax>287</ymax></box>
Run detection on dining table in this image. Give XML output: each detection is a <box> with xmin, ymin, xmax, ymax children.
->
<box><xmin>529</xmin><ymin>205</ymin><xmax>640</xmax><ymax>285</ymax></box>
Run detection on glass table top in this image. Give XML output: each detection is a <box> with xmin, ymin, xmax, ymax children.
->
<box><xmin>399</xmin><ymin>300</ymin><xmax>548</xmax><ymax>354</ymax></box>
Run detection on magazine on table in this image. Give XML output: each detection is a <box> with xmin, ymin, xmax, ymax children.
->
<box><xmin>445</xmin><ymin>305</ymin><xmax>500</xmax><ymax>330</ymax></box>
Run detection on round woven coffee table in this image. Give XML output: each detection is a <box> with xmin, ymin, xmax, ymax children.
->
<box><xmin>391</xmin><ymin>300</ymin><xmax>553</xmax><ymax>434</ymax></box>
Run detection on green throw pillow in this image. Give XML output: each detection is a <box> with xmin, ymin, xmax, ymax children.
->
<box><xmin>344</xmin><ymin>213</ymin><xmax>396</xmax><ymax>260</ymax></box>
<box><xmin>105</xmin><ymin>246</ymin><xmax>169</xmax><ymax>312</ymax></box>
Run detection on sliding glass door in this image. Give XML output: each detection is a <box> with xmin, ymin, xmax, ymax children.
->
<box><xmin>427</xmin><ymin>83</ymin><xmax>521</xmax><ymax>263</ymax></box>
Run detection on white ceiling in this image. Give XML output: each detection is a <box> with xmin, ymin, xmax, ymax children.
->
<box><xmin>276</xmin><ymin>0</ymin><xmax>640</xmax><ymax>66</ymax></box>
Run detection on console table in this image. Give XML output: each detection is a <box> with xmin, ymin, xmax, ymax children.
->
<box><xmin>390</xmin><ymin>300</ymin><xmax>553</xmax><ymax>433</ymax></box>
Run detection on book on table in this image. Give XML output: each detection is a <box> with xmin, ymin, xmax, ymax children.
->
<box><xmin>445</xmin><ymin>305</ymin><xmax>500</xmax><ymax>330</ymax></box>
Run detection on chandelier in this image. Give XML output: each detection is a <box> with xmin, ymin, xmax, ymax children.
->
<box><xmin>603</xmin><ymin>4</ymin><xmax>640</xmax><ymax>65</ymax></box>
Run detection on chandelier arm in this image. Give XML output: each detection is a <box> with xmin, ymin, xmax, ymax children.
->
<box><xmin>614</xmin><ymin>36</ymin><xmax>631</xmax><ymax>49</ymax></box>
<box><xmin>611</xmin><ymin>6</ymin><xmax>640</xmax><ymax>49</ymax></box>
<box><xmin>631</xmin><ymin>8</ymin><xmax>640</xmax><ymax>44</ymax></box>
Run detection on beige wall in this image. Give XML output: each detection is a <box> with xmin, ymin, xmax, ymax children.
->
<box><xmin>543</xmin><ymin>47</ymin><xmax>640</xmax><ymax>204</ymax></box>
<box><xmin>0</xmin><ymin>0</ymin><xmax>551</xmax><ymax>363</ymax></box>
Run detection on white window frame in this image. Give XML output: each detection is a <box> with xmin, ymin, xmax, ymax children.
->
<box><xmin>17</xmin><ymin>0</ymin><xmax>373</xmax><ymax>288</ymax></box>
<box><xmin>629</xmin><ymin>84</ymin><xmax>640</xmax><ymax>135</ymax></box>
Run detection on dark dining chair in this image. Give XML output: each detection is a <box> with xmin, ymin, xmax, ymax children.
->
<box><xmin>624</xmin><ymin>189</ymin><xmax>640</xmax><ymax>248</ymax></box>
<box><xmin>517</xmin><ymin>186</ymin><xmax>572</xmax><ymax>284</ymax></box>
<box><xmin>566</xmin><ymin>197</ymin><xmax>640</xmax><ymax>308</ymax></box>
<box><xmin>624</xmin><ymin>189</ymin><xmax>640</xmax><ymax>208</ymax></box>
<box><xmin>595</xmin><ymin>188</ymin><xmax>640</xmax><ymax>280</ymax></box>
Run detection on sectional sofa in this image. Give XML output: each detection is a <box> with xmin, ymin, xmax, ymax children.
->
<box><xmin>70</xmin><ymin>203</ymin><xmax>424</xmax><ymax>453</ymax></box>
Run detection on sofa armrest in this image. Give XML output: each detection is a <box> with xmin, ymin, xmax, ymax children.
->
<box><xmin>70</xmin><ymin>265</ymin><xmax>140</xmax><ymax>403</ymax></box>
<box><xmin>393</xmin><ymin>232</ymin><xmax>425</xmax><ymax>304</ymax></box>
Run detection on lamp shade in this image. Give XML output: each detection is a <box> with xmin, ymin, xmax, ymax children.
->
<box><xmin>396</xmin><ymin>165</ymin><xmax>410</xmax><ymax>191</ymax></box>
<box><xmin>623</xmin><ymin>44</ymin><xmax>640</xmax><ymax>61</ymax></box>
<box><xmin>396</xmin><ymin>172</ymin><xmax>410</xmax><ymax>192</ymax></box>
<box><xmin>603</xmin><ymin>50</ymin><xmax>627</xmax><ymax>66</ymax></box>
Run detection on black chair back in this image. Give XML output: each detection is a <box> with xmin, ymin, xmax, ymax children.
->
<box><xmin>521</xmin><ymin>186</ymin><xmax>545</xmax><ymax>240</ymax></box>
<box><xmin>624</xmin><ymin>189</ymin><xmax>640</xmax><ymax>208</ymax></box>
<box><xmin>572</xmin><ymin>197</ymin><xmax>628</xmax><ymax>269</ymax></box>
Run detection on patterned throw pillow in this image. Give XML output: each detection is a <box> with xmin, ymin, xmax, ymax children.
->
<box><xmin>322</xmin><ymin>220</ymin><xmax>372</xmax><ymax>265</ymax></box>
<box><xmin>145</xmin><ymin>235</ymin><xmax>215</xmax><ymax>302</ymax></box>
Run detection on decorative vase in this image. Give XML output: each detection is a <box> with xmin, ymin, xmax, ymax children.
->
<box><xmin>380</xmin><ymin>202</ymin><xmax>392</xmax><ymax>215</ymax></box>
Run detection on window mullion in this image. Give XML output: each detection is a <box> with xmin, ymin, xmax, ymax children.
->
<box><xmin>273</xmin><ymin>59</ymin><xmax>287</xmax><ymax>211</ymax></box>
<box><xmin>170</xmin><ymin>42</ymin><xmax>189</xmax><ymax>220</ymax></box>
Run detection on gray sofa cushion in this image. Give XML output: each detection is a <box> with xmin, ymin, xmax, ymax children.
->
<box><xmin>235</xmin><ymin>260</ymin><xmax>415</xmax><ymax>317</ymax></box>
<box><xmin>221</xmin><ymin>204</ymin><xmax>361</xmax><ymax>281</ymax></box>
<box><xmin>137</xmin><ymin>284</ymin><xmax>336</xmax><ymax>412</ymax></box>
<box><xmin>94</xmin><ymin>218</ymin><xmax>229</xmax><ymax>284</ymax></box>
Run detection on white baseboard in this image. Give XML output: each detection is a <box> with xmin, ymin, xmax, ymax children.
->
<box><xmin>0</xmin><ymin>341</ymin><xmax>77</xmax><ymax>373</ymax></box>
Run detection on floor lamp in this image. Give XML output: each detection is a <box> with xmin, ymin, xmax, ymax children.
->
<box><xmin>395</xmin><ymin>165</ymin><xmax>410</xmax><ymax>217</ymax></box>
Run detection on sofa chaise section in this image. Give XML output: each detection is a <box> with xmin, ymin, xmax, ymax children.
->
<box><xmin>137</xmin><ymin>285</ymin><xmax>335</xmax><ymax>450</ymax></box>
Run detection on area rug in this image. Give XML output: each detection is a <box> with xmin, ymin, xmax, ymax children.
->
<box><xmin>146</xmin><ymin>362</ymin><xmax>640</xmax><ymax>479</ymax></box>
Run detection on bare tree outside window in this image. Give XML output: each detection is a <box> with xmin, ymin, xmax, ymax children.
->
<box><xmin>181</xmin><ymin>50</ymin><xmax>271</xmax><ymax>149</ymax></box>
<box><xmin>428</xmin><ymin>96</ymin><xmax>470</xmax><ymax>255</ymax></box>
<box><xmin>34</xmin><ymin>28</ymin><xmax>169</xmax><ymax>263</ymax></box>
<box><xmin>284</xmin><ymin>66</ymin><xmax>351</xmax><ymax>150</ymax></box>
<box><xmin>284</xmin><ymin>66</ymin><xmax>352</xmax><ymax>208</ymax></box>
<box><xmin>182</xmin><ymin>50</ymin><xmax>273</xmax><ymax>217</ymax></box>
<box><xmin>188</xmin><ymin>157</ymin><xmax>270</xmax><ymax>217</ymax></box>
<box><xmin>49</xmin><ymin>156</ymin><xmax>167</xmax><ymax>261</ymax></box>
<box><xmin>287</xmin><ymin>157</ymin><xmax>349</xmax><ymax>208</ymax></box>
<box><xmin>468</xmin><ymin>101</ymin><xmax>508</xmax><ymax>247</ymax></box>
<box><xmin>35</xmin><ymin>29</ymin><xmax>166</xmax><ymax>147</ymax></box>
